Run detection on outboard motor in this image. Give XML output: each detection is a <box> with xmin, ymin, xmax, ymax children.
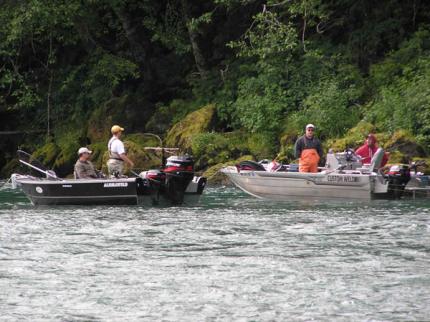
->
<box><xmin>163</xmin><ymin>155</ymin><xmax>195</xmax><ymax>204</ymax></box>
<box><xmin>386</xmin><ymin>165</ymin><xmax>411</xmax><ymax>199</ymax></box>
<box><xmin>164</xmin><ymin>155</ymin><xmax>194</xmax><ymax>172</ymax></box>
<box><xmin>140</xmin><ymin>169</ymin><xmax>166</xmax><ymax>183</ymax></box>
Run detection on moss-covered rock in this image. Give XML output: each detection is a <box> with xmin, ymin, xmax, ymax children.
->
<box><xmin>191</xmin><ymin>130</ymin><xmax>276</xmax><ymax>170</ymax></box>
<box><xmin>326</xmin><ymin>121</ymin><xmax>376</xmax><ymax>152</ymax></box>
<box><xmin>32</xmin><ymin>141</ymin><xmax>61</xmax><ymax>166</ymax></box>
<box><xmin>165</xmin><ymin>104</ymin><xmax>216</xmax><ymax>151</ymax></box>
<box><xmin>31</xmin><ymin>127</ymin><xmax>87</xmax><ymax>177</ymax></box>
<box><xmin>383</xmin><ymin>129</ymin><xmax>426</xmax><ymax>157</ymax></box>
<box><xmin>279</xmin><ymin>125</ymin><xmax>300</xmax><ymax>148</ymax></box>
<box><xmin>386</xmin><ymin>150</ymin><xmax>408</xmax><ymax>164</ymax></box>
<box><xmin>53</xmin><ymin>131</ymin><xmax>83</xmax><ymax>177</ymax></box>
<box><xmin>191</xmin><ymin>131</ymin><xmax>248</xmax><ymax>169</ymax></box>
<box><xmin>145</xmin><ymin>99</ymin><xmax>201</xmax><ymax>134</ymax></box>
<box><xmin>327</xmin><ymin>127</ymin><xmax>426</xmax><ymax>165</ymax></box>
<box><xmin>203</xmin><ymin>155</ymin><xmax>255</xmax><ymax>185</ymax></box>
<box><xmin>87</xmin><ymin>142</ymin><xmax>107</xmax><ymax>170</ymax></box>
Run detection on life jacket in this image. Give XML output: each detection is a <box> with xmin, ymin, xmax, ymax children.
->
<box><xmin>108</xmin><ymin>137</ymin><xmax>123</xmax><ymax>161</ymax></box>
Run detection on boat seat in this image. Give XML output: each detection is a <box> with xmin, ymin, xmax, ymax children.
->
<box><xmin>369</xmin><ymin>148</ymin><xmax>385</xmax><ymax>172</ymax></box>
<box><xmin>288</xmin><ymin>164</ymin><xmax>299</xmax><ymax>172</ymax></box>
<box><xmin>237</xmin><ymin>160</ymin><xmax>266</xmax><ymax>171</ymax></box>
<box><xmin>356</xmin><ymin>148</ymin><xmax>385</xmax><ymax>173</ymax></box>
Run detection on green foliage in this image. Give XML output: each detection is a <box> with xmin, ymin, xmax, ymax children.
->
<box><xmin>369</xmin><ymin>28</ymin><xmax>430</xmax><ymax>90</ymax></box>
<box><xmin>327</xmin><ymin>121</ymin><xmax>375</xmax><ymax>152</ymax></box>
<box><xmin>143</xmin><ymin>1</ymin><xmax>190</xmax><ymax>54</ymax></box>
<box><xmin>191</xmin><ymin>132</ymin><xmax>234</xmax><ymax>167</ymax></box>
<box><xmin>233</xmin><ymin>70</ymin><xmax>288</xmax><ymax>133</ymax></box>
<box><xmin>291</xmin><ymin>78</ymin><xmax>362</xmax><ymax>139</ymax></box>
<box><xmin>366</xmin><ymin>30</ymin><xmax>430</xmax><ymax>151</ymax></box>
<box><xmin>146</xmin><ymin>99</ymin><xmax>202</xmax><ymax>133</ymax></box>
<box><xmin>33</xmin><ymin>141</ymin><xmax>61</xmax><ymax>167</ymax></box>
<box><xmin>191</xmin><ymin>131</ymin><xmax>277</xmax><ymax>168</ymax></box>
<box><xmin>222</xmin><ymin>10</ymin><xmax>299</xmax><ymax>134</ymax></box>
<box><xmin>229</xmin><ymin>10</ymin><xmax>297</xmax><ymax>60</ymax></box>
<box><xmin>202</xmin><ymin>154</ymin><xmax>254</xmax><ymax>185</ymax></box>
<box><xmin>83</xmin><ymin>51</ymin><xmax>139</xmax><ymax>103</ymax></box>
<box><xmin>2</xmin><ymin>0</ymin><xmax>430</xmax><ymax>176</ymax></box>
<box><xmin>165</xmin><ymin>104</ymin><xmax>217</xmax><ymax>150</ymax></box>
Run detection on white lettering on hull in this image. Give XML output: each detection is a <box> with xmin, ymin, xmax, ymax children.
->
<box><xmin>327</xmin><ymin>175</ymin><xmax>360</xmax><ymax>183</ymax></box>
<box><xmin>104</xmin><ymin>182</ymin><xmax>129</xmax><ymax>188</ymax></box>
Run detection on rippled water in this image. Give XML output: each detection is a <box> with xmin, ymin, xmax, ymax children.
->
<box><xmin>1</xmin><ymin>184</ymin><xmax>429</xmax><ymax>321</ymax></box>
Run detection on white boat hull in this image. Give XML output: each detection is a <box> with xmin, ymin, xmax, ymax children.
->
<box><xmin>222</xmin><ymin>167</ymin><xmax>383</xmax><ymax>200</ymax></box>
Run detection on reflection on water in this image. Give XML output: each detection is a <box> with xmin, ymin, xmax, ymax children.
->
<box><xmin>0</xmin><ymin>184</ymin><xmax>429</xmax><ymax>321</ymax></box>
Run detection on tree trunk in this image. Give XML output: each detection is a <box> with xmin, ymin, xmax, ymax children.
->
<box><xmin>114</xmin><ymin>5</ymin><xmax>147</xmax><ymax>67</ymax></box>
<box><xmin>113</xmin><ymin>4</ymin><xmax>155</xmax><ymax>89</ymax></box>
<box><xmin>181</xmin><ymin>0</ymin><xmax>209</xmax><ymax>79</ymax></box>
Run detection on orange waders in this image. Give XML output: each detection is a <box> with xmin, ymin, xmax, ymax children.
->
<box><xmin>299</xmin><ymin>148</ymin><xmax>320</xmax><ymax>173</ymax></box>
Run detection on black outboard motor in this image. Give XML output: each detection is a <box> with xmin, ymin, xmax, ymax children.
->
<box><xmin>386</xmin><ymin>165</ymin><xmax>411</xmax><ymax>199</ymax></box>
<box><xmin>163</xmin><ymin>155</ymin><xmax>195</xmax><ymax>204</ymax></box>
<box><xmin>144</xmin><ymin>169</ymin><xmax>166</xmax><ymax>183</ymax></box>
<box><xmin>164</xmin><ymin>155</ymin><xmax>194</xmax><ymax>172</ymax></box>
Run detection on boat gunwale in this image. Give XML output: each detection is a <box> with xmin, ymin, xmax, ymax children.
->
<box><xmin>14</xmin><ymin>177</ymin><xmax>139</xmax><ymax>185</ymax></box>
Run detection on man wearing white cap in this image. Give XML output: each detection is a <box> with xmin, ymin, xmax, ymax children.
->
<box><xmin>74</xmin><ymin>147</ymin><xmax>98</xmax><ymax>179</ymax></box>
<box><xmin>107</xmin><ymin>125</ymin><xmax>134</xmax><ymax>177</ymax></box>
<box><xmin>294</xmin><ymin>124</ymin><xmax>323</xmax><ymax>173</ymax></box>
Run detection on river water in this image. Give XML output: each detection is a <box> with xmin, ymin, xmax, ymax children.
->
<box><xmin>0</xmin><ymin>185</ymin><xmax>429</xmax><ymax>321</ymax></box>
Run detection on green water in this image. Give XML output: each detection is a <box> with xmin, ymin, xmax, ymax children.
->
<box><xmin>1</xmin><ymin>186</ymin><xmax>429</xmax><ymax>321</ymax></box>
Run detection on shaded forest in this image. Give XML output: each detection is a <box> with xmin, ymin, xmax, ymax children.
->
<box><xmin>1</xmin><ymin>0</ymin><xmax>430</xmax><ymax>177</ymax></box>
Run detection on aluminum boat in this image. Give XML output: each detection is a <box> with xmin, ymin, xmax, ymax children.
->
<box><xmin>11</xmin><ymin>174</ymin><xmax>206</xmax><ymax>206</ymax></box>
<box><xmin>10</xmin><ymin>151</ymin><xmax>206</xmax><ymax>206</ymax></box>
<box><xmin>221</xmin><ymin>148</ymin><xmax>418</xmax><ymax>200</ymax></box>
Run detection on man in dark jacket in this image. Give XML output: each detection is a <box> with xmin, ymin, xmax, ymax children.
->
<box><xmin>294</xmin><ymin>124</ymin><xmax>323</xmax><ymax>173</ymax></box>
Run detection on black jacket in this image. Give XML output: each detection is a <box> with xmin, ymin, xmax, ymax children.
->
<box><xmin>294</xmin><ymin>135</ymin><xmax>323</xmax><ymax>159</ymax></box>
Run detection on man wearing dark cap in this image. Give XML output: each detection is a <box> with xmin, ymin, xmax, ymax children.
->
<box><xmin>294</xmin><ymin>124</ymin><xmax>323</xmax><ymax>173</ymax></box>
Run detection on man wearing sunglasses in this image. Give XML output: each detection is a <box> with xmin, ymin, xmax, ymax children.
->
<box><xmin>294</xmin><ymin>124</ymin><xmax>323</xmax><ymax>173</ymax></box>
<box><xmin>74</xmin><ymin>147</ymin><xmax>98</xmax><ymax>179</ymax></box>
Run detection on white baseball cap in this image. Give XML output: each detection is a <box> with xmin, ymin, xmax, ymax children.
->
<box><xmin>306</xmin><ymin>124</ymin><xmax>315</xmax><ymax>129</ymax></box>
<box><xmin>78</xmin><ymin>147</ymin><xmax>92</xmax><ymax>155</ymax></box>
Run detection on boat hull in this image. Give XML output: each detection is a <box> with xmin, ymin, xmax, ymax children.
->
<box><xmin>222</xmin><ymin>167</ymin><xmax>379</xmax><ymax>200</ymax></box>
<box><xmin>16</xmin><ymin>176</ymin><xmax>206</xmax><ymax>206</ymax></box>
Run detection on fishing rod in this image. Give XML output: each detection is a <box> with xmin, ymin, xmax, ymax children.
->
<box><xmin>18</xmin><ymin>159</ymin><xmax>62</xmax><ymax>180</ymax></box>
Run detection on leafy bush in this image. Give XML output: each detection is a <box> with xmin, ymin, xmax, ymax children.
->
<box><xmin>289</xmin><ymin>63</ymin><xmax>364</xmax><ymax>139</ymax></box>
<box><xmin>233</xmin><ymin>69</ymin><xmax>288</xmax><ymax>133</ymax></box>
<box><xmin>191</xmin><ymin>132</ymin><xmax>246</xmax><ymax>168</ymax></box>
<box><xmin>191</xmin><ymin>131</ymin><xmax>277</xmax><ymax>168</ymax></box>
<box><xmin>367</xmin><ymin>36</ymin><xmax>430</xmax><ymax>152</ymax></box>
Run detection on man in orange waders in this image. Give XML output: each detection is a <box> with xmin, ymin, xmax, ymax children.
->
<box><xmin>294</xmin><ymin>124</ymin><xmax>323</xmax><ymax>173</ymax></box>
